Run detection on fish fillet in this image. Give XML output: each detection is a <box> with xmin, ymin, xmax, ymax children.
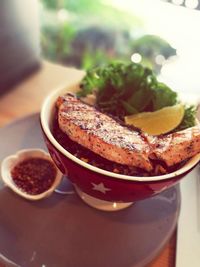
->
<box><xmin>57</xmin><ymin>94</ymin><xmax>200</xmax><ymax>172</ymax></box>
<box><xmin>151</xmin><ymin>125</ymin><xmax>200</xmax><ymax>166</ymax></box>
<box><xmin>57</xmin><ymin>94</ymin><xmax>153</xmax><ymax>171</ymax></box>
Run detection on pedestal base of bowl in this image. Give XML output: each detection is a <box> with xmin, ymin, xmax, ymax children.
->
<box><xmin>75</xmin><ymin>185</ymin><xmax>133</xmax><ymax>211</ymax></box>
<box><xmin>54</xmin><ymin>175</ymin><xmax>74</xmax><ymax>195</ymax></box>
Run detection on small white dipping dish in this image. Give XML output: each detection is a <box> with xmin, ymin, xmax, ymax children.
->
<box><xmin>1</xmin><ymin>149</ymin><xmax>62</xmax><ymax>201</ymax></box>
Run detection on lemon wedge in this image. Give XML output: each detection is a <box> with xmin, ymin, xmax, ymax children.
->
<box><xmin>125</xmin><ymin>104</ymin><xmax>184</xmax><ymax>135</ymax></box>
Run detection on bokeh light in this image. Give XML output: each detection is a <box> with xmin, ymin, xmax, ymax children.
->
<box><xmin>155</xmin><ymin>54</ymin><xmax>165</xmax><ymax>65</ymax></box>
<box><xmin>131</xmin><ymin>53</ymin><xmax>142</xmax><ymax>63</ymax></box>
<box><xmin>185</xmin><ymin>0</ymin><xmax>199</xmax><ymax>9</ymax></box>
<box><xmin>57</xmin><ymin>9</ymin><xmax>69</xmax><ymax>22</ymax></box>
<box><xmin>172</xmin><ymin>0</ymin><xmax>184</xmax><ymax>5</ymax></box>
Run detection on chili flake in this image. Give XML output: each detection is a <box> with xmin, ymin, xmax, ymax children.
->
<box><xmin>11</xmin><ymin>158</ymin><xmax>57</xmax><ymax>195</ymax></box>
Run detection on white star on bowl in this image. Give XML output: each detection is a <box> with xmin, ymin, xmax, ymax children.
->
<box><xmin>91</xmin><ymin>182</ymin><xmax>111</xmax><ymax>194</ymax></box>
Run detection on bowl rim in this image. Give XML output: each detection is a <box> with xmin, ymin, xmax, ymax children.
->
<box><xmin>40</xmin><ymin>83</ymin><xmax>200</xmax><ymax>182</ymax></box>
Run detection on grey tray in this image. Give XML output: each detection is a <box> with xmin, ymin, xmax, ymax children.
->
<box><xmin>0</xmin><ymin>114</ymin><xmax>180</xmax><ymax>267</ymax></box>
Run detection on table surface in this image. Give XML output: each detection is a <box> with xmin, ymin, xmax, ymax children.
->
<box><xmin>0</xmin><ymin>61</ymin><xmax>177</xmax><ymax>267</ymax></box>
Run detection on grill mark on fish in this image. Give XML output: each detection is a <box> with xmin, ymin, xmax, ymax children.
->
<box><xmin>150</xmin><ymin>125</ymin><xmax>200</xmax><ymax>166</ymax></box>
<box><xmin>57</xmin><ymin>94</ymin><xmax>200</xmax><ymax>172</ymax></box>
<box><xmin>57</xmin><ymin>94</ymin><xmax>153</xmax><ymax>171</ymax></box>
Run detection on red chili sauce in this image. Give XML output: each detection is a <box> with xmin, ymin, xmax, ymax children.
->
<box><xmin>11</xmin><ymin>158</ymin><xmax>57</xmax><ymax>195</ymax></box>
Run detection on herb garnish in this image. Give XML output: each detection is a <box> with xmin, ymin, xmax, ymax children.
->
<box><xmin>78</xmin><ymin>62</ymin><xmax>196</xmax><ymax>130</ymax></box>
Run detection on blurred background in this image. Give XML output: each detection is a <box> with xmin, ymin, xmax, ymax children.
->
<box><xmin>1</xmin><ymin>0</ymin><xmax>200</xmax><ymax>100</ymax></box>
<box><xmin>40</xmin><ymin>0</ymin><xmax>176</xmax><ymax>74</ymax></box>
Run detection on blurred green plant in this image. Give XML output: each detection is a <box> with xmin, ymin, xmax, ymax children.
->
<box><xmin>41</xmin><ymin>23</ymin><xmax>76</xmax><ymax>62</ymax></box>
<box><xmin>40</xmin><ymin>0</ymin><xmax>176</xmax><ymax>73</ymax></box>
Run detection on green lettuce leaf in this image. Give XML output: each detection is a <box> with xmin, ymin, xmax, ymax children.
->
<box><xmin>78</xmin><ymin>62</ymin><xmax>196</xmax><ymax>130</ymax></box>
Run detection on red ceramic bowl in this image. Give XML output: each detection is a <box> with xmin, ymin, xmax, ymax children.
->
<box><xmin>40</xmin><ymin>84</ymin><xmax>200</xmax><ymax>206</ymax></box>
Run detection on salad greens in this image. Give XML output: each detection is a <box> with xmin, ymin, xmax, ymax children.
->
<box><xmin>78</xmin><ymin>62</ymin><xmax>196</xmax><ymax>129</ymax></box>
<box><xmin>175</xmin><ymin>105</ymin><xmax>197</xmax><ymax>131</ymax></box>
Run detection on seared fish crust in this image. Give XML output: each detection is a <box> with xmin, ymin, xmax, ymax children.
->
<box><xmin>57</xmin><ymin>94</ymin><xmax>200</xmax><ymax>172</ymax></box>
<box><xmin>151</xmin><ymin>125</ymin><xmax>200</xmax><ymax>166</ymax></box>
<box><xmin>57</xmin><ymin>94</ymin><xmax>153</xmax><ymax>171</ymax></box>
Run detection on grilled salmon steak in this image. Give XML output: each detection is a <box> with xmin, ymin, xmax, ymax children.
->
<box><xmin>57</xmin><ymin>94</ymin><xmax>200</xmax><ymax>172</ymax></box>
<box><xmin>151</xmin><ymin>125</ymin><xmax>200</xmax><ymax>166</ymax></box>
<box><xmin>57</xmin><ymin>94</ymin><xmax>153</xmax><ymax>171</ymax></box>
